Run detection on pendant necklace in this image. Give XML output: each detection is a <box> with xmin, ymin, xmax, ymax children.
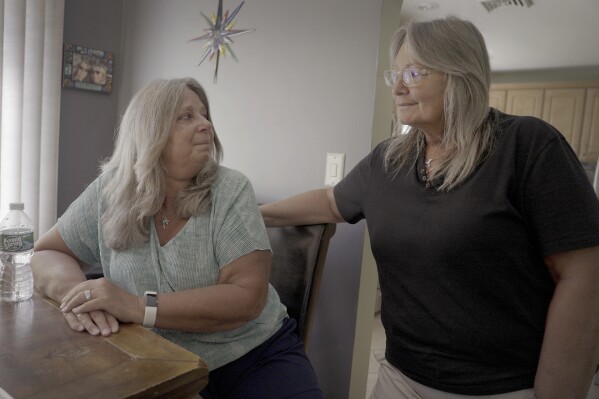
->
<box><xmin>424</xmin><ymin>157</ymin><xmax>436</xmax><ymax>168</ymax></box>
<box><xmin>424</xmin><ymin>147</ymin><xmax>437</xmax><ymax>168</ymax></box>
<box><xmin>160</xmin><ymin>210</ymin><xmax>170</xmax><ymax>230</ymax></box>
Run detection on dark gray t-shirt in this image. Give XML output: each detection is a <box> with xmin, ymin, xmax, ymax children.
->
<box><xmin>334</xmin><ymin>110</ymin><xmax>599</xmax><ymax>395</ymax></box>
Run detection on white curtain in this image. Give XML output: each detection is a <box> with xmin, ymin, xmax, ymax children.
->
<box><xmin>0</xmin><ymin>0</ymin><xmax>64</xmax><ymax>236</ymax></box>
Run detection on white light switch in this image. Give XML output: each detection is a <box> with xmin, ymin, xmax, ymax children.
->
<box><xmin>324</xmin><ymin>153</ymin><xmax>345</xmax><ymax>186</ymax></box>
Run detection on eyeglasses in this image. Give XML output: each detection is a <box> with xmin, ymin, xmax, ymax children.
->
<box><xmin>384</xmin><ymin>67</ymin><xmax>433</xmax><ymax>88</ymax></box>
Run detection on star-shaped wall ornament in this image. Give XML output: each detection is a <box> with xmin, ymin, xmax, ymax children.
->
<box><xmin>189</xmin><ymin>0</ymin><xmax>255</xmax><ymax>83</ymax></box>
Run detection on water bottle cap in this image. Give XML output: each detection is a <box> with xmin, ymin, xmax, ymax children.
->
<box><xmin>8</xmin><ymin>203</ymin><xmax>24</xmax><ymax>210</ymax></box>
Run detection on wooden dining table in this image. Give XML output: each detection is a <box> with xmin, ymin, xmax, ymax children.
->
<box><xmin>0</xmin><ymin>294</ymin><xmax>208</xmax><ymax>399</ymax></box>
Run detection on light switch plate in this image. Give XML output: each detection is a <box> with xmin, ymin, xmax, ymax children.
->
<box><xmin>324</xmin><ymin>152</ymin><xmax>346</xmax><ymax>186</ymax></box>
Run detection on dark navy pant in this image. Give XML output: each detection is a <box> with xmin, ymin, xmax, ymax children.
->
<box><xmin>200</xmin><ymin>318</ymin><xmax>323</xmax><ymax>399</ymax></box>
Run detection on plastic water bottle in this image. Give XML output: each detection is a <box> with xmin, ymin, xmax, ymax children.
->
<box><xmin>0</xmin><ymin>203</ymin><xmax>34</xmax><ymax>302</ymax></box>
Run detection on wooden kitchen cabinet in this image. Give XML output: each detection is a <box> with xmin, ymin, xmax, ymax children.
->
<box><xmin>505</xmin><ymin>89</ymin><xmax>544</xmax><ymax>117</ymax></box>
<box><xmin>542</xmin><ymin>88</ymin><xmax>585</xmax><ymax>154</ymax></box>
<box><xmin>490</xmin><ymin>81</ymin><xmax>599</xmax><ymax>161</ymax></box>
<box><xmin>579</xmin><ymin>88</ymin><xmax>599</xmax><ymax>162</ymax></box>
<box><xmin>489</xmin><ymin>89</ymin><xmax>506</xmax><ymax>112</ymax></box>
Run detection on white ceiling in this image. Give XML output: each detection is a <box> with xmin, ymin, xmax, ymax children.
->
<box><xmin>399</xmin><ymin>0</ymin><xmax>599</xmax><ymax>72</ymax></box>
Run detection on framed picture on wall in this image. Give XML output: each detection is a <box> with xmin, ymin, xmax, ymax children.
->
<box><xmin>62</xmin><ymin>43</ymin><xmax>113</xmax><ymax>94</ymax></box>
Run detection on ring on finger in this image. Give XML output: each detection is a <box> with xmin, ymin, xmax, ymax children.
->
<box><xmin>84</xmin><ymin>289</ymin><xmax>91</xmax><ymax>301</ymax></box>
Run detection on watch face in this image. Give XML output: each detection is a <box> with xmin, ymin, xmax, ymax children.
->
<box><xmin>146</xmin><ymin>292</ymin><xmax>157</xmax><ymax>307</ymax></box>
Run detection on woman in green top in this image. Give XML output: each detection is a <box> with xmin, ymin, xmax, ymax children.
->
<box><xmin>31</xmin><ymin>77</ymin><xmax>323</xmax><ymax>399</ymax></box>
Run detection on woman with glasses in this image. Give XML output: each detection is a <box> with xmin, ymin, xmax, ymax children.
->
<box><xmin>260</xmin><ymin>17</ymin><xmax>599</xmax><ymax>399</ymax></box>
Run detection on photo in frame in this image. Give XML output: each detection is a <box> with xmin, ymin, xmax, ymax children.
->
<box><xmin>62</xmin><ymin>43</ymin><xmax>113</xmax><ymax>94</ymax></box>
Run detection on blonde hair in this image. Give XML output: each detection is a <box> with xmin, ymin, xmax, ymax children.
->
<box><xmin>383</xmin><ymin>16</ymin><xmax>495</xmax><ymax>191</ymax></box>
<box><xmin>100</xmin><ymin>78</ymin><xmax>223</xmax><ymax>250</ymax></box>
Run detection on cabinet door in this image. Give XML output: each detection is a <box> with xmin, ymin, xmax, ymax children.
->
<box><xmin>542</xmin><ymin>88</ymin><xmax>585</xmax><ymax>155</ymax></box>
<box><xmin>579</xmin><ymin>88</ymin><xmax>599</xmax><ymax>162</ymax></box>
<box><xmin>489</xmin><ymin>89</ymin><xmax>507</xmax><ymax>112</ymax></box>
<box><xmin>506</xmin><ymin>89</ymin><xmax>544</xmax><ymax>117</ymax></box>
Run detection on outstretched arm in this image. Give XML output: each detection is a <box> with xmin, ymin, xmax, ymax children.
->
<box><xmin>260</xmin><ymin>187</ymin><xmax>344</xmax><ymax>227</ymax></box>
<box><xmin>535</xmin><ymin>245</ymin><xmax>599</xmax><ymax>399</ymax></box>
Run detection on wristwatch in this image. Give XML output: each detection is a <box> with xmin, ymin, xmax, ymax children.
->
<box><xmin>142</xmin><ymin>291</ymin><xmax>158</xmax><ymax>328</ymax></box>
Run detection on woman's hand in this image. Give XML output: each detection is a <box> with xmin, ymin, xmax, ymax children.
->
<box><xmin>62</xmin><ymin>309</ymin><xmax>120</xmax><ymax>337</ymax></box>
<box><xmin>60</xmin><ymin>278</ymin><xmax>145</xmax><ymax>327</ymax></box>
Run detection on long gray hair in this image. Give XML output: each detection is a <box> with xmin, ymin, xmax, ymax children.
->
<box><xmin>100</xmin><ymin>77</ymin><xmax>223</xmax><ymax>250</ymax></box>
<box><xmin>384</xmin><ymin>16</ymin><xmax>495</xmax><ymax>191</ymax></box>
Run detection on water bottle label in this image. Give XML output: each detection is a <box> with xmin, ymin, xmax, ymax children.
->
<box><xmin>0</xmin><ymin>232</ymin><xmax>34</xmax><ymax>252</ymax></box>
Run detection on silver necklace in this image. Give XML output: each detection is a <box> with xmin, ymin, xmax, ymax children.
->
<box><xmin>424</xmin><ymin>157</ymin><xmax>437</xmax><ymax>168</ymax></box>
<box><xmin>160</xmin><ymin>211</ymin><xmax>170</xmax><ymax>230</ymax></box>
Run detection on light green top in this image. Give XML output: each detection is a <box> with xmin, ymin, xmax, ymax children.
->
<box><xmin>58</xmin><ymin>166</ymin><xmax>287</xmax><ymax>370</ymax></box>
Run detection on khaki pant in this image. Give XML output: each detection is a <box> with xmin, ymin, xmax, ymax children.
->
<box><xmin>371</xmin><ymin>359</ymin><xmax>599</xmax><ymax>399</ymax></box>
